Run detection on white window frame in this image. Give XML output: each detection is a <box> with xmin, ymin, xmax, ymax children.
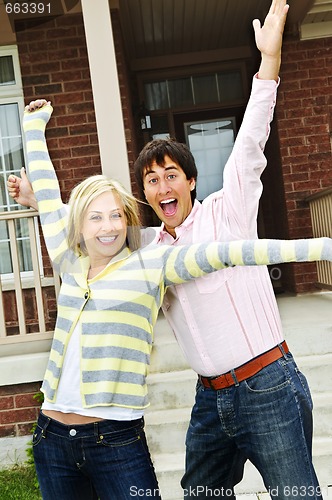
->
<box><xmin>0</xmin><ymin>45</ymin><xmax>44</xmax><ymax>284</ymax></box>
<box><xmin>0</xmin><ymin>45</ymin><xmax>23</xmax><ymax>96</ymax></box>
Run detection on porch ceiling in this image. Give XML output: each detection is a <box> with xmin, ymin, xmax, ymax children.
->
<box><xmin>117</xmin><ymin>0</ymin><xmax>319</xmax><ymax>65</ymax></box>
<box><xmin>1</xmin><ymin>0</ymin><xmax>331</xmax><ymax>58</ymax></box>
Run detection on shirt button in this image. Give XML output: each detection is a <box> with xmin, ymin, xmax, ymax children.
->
<box><xmin>69</xmin><ymin>429</ymin><xmax>77</xmax><ymax>437</ymax></box>
<box><xmin>84</xmin><ymin>292</ymin><xmax>89</xmax><ymax>299</ymax></box>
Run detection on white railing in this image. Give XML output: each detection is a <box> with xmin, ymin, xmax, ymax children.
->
<box><xmin>306</xmin><ymin>187</ymin><xmax>332</xmax><ymax>290</ymax></box>
<box><xmin>0</xmin><ymin>209</ymin><xmax>59</xmax><ymax>345</ymax></box>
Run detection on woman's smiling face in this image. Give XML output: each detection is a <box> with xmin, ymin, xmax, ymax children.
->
<box><xmin>81</xmin><ymin>190</ymin><xmax>127</xmax><ymax>268</ymax></box>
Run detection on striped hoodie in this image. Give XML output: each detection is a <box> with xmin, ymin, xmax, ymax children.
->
<box><xmin>23</xmin><ymin>105</ymin><xmax>332</xmax><ymax>409</ymax></box>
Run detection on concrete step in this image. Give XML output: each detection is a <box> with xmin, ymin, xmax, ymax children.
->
<box><xmin>145</xmin><ymin>407</ymin><xmax>190</xmax><ymax>454</ymax></box>
<box><xmin>146</xmin><ymin>349</ymin><xmax>332</xmax><ymax>411</ymax></box>
<box><xmin>150</xmin><ymin>316</ymin><xmax>188</xmax><ymax>374</ymax></box>
<box><xmin>296</xmin><ymin>353</ymin><xmax>332</xmax><ymax>393</ymax></box>
<box><xmin>152</xmin><ymin>437</ymin><xmax>332</xmax><ymax>500</ymax></box>
<box><xmin>313</xmin><ymin>392</ymin><xmax>332</xmax><ymax>438</ymax></box>
<box><xmin>146</xmin><ymin>368</ymin><xmax>196</xmax><ymax>410</ymax></box>
<box><xmin>145</xmin><ymin>393</ymin><xmax>332</xmax><ymax>456</ymax></box>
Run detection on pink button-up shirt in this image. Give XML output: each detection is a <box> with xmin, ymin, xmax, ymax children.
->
<box><xmin>150</xmin><ymin>75</ymin><xmax>284</xmax><ymax>376</ymax></box>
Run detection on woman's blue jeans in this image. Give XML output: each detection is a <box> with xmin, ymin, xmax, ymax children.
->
<box><xmin>181</xmin><ymin>351</ymin><xmax>323</xmax><ymax>499</ymax></box>
<box><xmin>33</xmin><ymin>412</ymin><xmax>161</xmax><ymax>499</ymax></box>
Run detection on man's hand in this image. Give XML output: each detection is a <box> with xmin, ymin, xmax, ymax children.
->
<box><xmin>7</xmin><ymin>167</ymin><xmax>38</xmax><ymax>210</ymax></box>
<box><xmin>253</xmin><ymin>0</ymin><xmax>289</xmax><ymax>81</ymax></box>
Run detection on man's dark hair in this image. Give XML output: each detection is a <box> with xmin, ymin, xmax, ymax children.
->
<box><xmin>134</xmin><ymin>138</ymin><xmax>198</xmax><ymax>204</ymax></box>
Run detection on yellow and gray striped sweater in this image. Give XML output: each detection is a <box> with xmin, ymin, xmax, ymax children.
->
<box><xmin>23</xmin><ymin>105</ymin><xmax>332</xmax><ymax>409</ymax></box>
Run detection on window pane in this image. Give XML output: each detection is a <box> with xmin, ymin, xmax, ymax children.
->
<box><xmin>0</xmin><ymin>55</ymin><xmax>15</xmax><ymax>86</ymax></box>
<box><xmin>218</xmin><ymin>71</ymin><xmax>243</xmax><ymax>103</ymax></box>
<box><xmin>0</xmin><ymin>219</ymin><xmax>9</xmax><ymax>239</ymax></box>
<box><xmin>0</xmin><ymin>103</ymin><xmax>25</xmax><ymax>210</ymax></box>
<box><xmin>168</xmin><ymin>78</ymin><xmax>193</xmax><ymax>108</ymax></box>
<box><xmin>16</xmin><ymin>218</ymin><xmax>33</xmax><ymax>271</ymax></box>
<box><xmin>0</xmin><ymin>102</ymin><xmax>33</xmax><ymax>275</ymax></box>
<box><xmin>193</xmin><ymin>75</ymin><xmax>218</xmax><ymax>104</ymax></box>
<box><xmin>0</xmin><ymin>240</ymin><xmax>12</xmax><ymax>273</ymax></box>
<box><xmin>0</xmin><ymin>103</ymin><xmax>21</xmax><ymax>135</ymax></box>
<box><xmin>145</xmin><ymin>82</ymin><xmax>169</xmax><ymax>110</ymax></box>
<box><xmin>3</xmin><ymin>137</ymin><xmax>25</xmax><ymax>170</ymax></box>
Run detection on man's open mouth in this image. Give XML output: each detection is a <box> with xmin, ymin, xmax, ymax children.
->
<box><xmin>160</xmin><ymin>199</ymin><xmax>177</xmax><ymax>216</ymax></box>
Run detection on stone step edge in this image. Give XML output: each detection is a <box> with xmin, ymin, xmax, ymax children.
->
<box><xmin>152</xmin><ymin>437</ymin><xmax>332</xmax><ymax>475</ymax></box>
<box><xmin>145</xmin><ymin>392</ymin><xmax>332</xmax><ymax>423</ymax></box>
<box><xmin>147</xmin><ymin>368</ymin><xmax>196</xmax><ymax>384</ymax></box>
<box><xmin>147</xmin><ymin>355</ymin><xmax>332</xmax><ymax>386</ymax></box>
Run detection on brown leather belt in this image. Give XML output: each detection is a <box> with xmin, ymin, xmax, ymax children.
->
<box><xmin>199</xmin><ymin>341</ymin><xmax>289</xmax><ymax>390</ymax></box>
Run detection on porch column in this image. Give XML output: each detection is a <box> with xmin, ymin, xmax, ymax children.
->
<box><xmin>80</xmin><ymin>0</ymin><xmax>131</xmax><ymax>191</ymax></box>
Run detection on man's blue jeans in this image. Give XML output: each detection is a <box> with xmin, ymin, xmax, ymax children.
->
<box><xmin>33</xmin><ymin>412</ymin><xmax>161</xmax><ymax>499</ymax></box>
<box><xmin>181</xmin><ymin>351</ymin><xmax>322</xmax><ymax>499</ymax></box>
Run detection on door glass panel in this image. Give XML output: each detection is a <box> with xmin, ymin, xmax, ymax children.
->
<box><xmin>184</xmin><ymin>118</ymin><xmax>235</xmax><ymax>201</ymax></box>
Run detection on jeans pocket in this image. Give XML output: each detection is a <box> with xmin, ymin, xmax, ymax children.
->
<box><xmin>244</xmin><ymin>360</ymin><xmax>290</xmax><ymax>394</ymax></box>
<box><xmin>32</xmin><ymin>425</ymin><xmax>45</xmax><ymax>447</ymax></box>
<box><xmin>100</xmin><ymin>421</ymin><xmax>143</xmax><ymax>448</ymax></box>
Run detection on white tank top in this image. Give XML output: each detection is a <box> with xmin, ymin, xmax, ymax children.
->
<box><xmin>42</xmin><ymin>322</ymin><xmax>144</xmax><ymax>421</ymax></box>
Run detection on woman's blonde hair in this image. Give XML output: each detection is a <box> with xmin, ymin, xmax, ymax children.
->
<box><xmin>67</xmin><ymin>175</ymin><xmax>141</xmax><ymax>255</ymax></box>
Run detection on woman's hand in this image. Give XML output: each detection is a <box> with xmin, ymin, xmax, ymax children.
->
<box><xmin>25</xmin><ymin>98</ymin><xmax>51</xmax><ymax>113</ymax></box>
<box><xmin>7</xmin><ymin>167</ymin><xmax>38</xmax><ymax>210</ymax></box>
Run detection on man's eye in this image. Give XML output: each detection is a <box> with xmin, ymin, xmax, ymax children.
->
<box><xmin>168</xmin><ymin>174</ymin><xmax>176</xmax><ymax>180</ymax></box>
<box><xmin>149</xmin><ymin>178</ymin><xmax>157</xmax><ymax>184</ymax></box>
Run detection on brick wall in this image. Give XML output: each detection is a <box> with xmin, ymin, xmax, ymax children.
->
<box><xmin>16</xmin><ymin>13</ymin><xmax>102</xmax><ymax>198</ymax></box>
<box><xmin>277</xmin><ymin>34</ymin><xmax>332</xmax><ymax>293</ymax></box>
<box><xmin>0</xmin><ymin>383</ymin><xmax>41</xmax><ymax>438</ymax></box>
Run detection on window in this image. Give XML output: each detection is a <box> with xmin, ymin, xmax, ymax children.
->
<box><xmin>0</xmin><ymin>46</ymin><xmax>41</xmax><ymax>279</ymax></box>
<box><xmin>144</xmin><ymin>69</ymin><xmax>244</xmax><ymax>111</ymax></box>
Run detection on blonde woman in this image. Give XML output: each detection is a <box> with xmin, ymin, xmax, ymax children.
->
<box><xmin>10</xmin><ymin>99</ymin><xmax>332</xmax><ymax>500</ymax></box>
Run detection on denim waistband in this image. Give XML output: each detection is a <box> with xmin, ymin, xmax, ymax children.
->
<box><xmin>37</xmin><ymin>410</ymin><xmax>144</xmax><ymax>439</ymax></box>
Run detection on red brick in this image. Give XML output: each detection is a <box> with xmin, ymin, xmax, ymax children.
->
<box><xmin>0</xmin><ymin>408</ymin><xmax>37</xmax><ymax>425</ymax></box>
<box><xmin>18</xmin><ymin>422</ymin><xmax>36</xmax><ymax>436</ymax></box>
<box><xmin>0</xmin><ymin>425</ymin><xmax>16</xmax><ymax>438</ymax></box>
<box><xmin>15</xmin><ymin>394</ymin><xmax>41</xmax><ymax>409</ymax></box>
<box><xmin>0</xmin><ymin>397</ymin><xmax>14</xmax><ymax>411</ymax></box>
<box><xmin>0</xmin><ymin>383</ymin><xmax>41</xmax><ymax>397</ymax></box>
